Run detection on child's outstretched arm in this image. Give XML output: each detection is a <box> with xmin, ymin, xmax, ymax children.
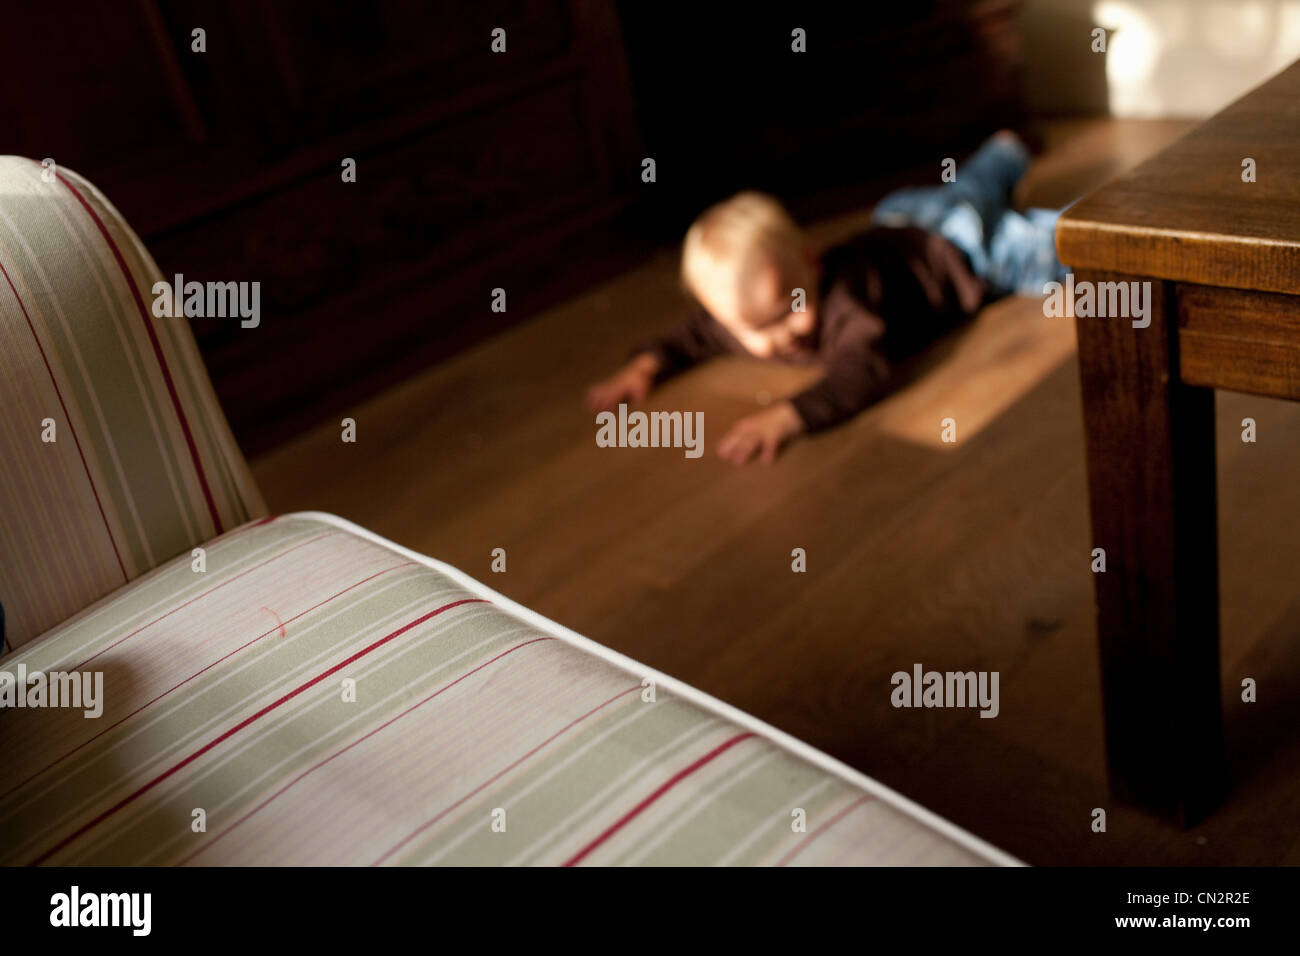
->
<box><xmin>717</xmin><ymin>400</ymin><xmax>805</xmax><ymax>465</ymax></box>
<box><xmin>585</xmin><ymin>306</ymin><xmax>736</xmax><ymax>413</ymax></box>
<box><xmin>717</xmin><ymin>320</ymin><xmax>892</xmax><ymax>465</ymax></box>
<box><xmin>585</xmin><ymin>352</ymin><xmax>661</xmax><ymax>413</ymax></box>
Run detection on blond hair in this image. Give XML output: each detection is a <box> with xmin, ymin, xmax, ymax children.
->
<box><xmin>681</xmin><ymin>192</ymin><xmax>812</xmax><ymax>323</ymax></box>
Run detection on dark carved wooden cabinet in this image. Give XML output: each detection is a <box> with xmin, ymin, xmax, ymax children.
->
<box><xmin>0</xmin><ymin>0</ymin><xmax>642</xmax><ymax>453</ymax></box>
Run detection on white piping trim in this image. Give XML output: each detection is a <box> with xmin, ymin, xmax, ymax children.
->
<box><xmin>286</xmin><ymin>511</ymin><xmax>1025</xmax><ymax>867</ymax></box>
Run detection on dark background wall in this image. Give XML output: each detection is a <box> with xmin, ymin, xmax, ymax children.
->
<box><xmin>0</xmin><ymin>0</ymin><xmax>1025</xmax><ymax>454</ymax></box>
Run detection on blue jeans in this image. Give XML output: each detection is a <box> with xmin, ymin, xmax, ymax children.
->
<box><xmin>871</xmin><ymin>135</ymin><xmax>1068</xmax><ymax>297</ymax></box>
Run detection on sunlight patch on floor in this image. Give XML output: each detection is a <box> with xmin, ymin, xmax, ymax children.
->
<box><xmin>876</xmin><ymin>296</ymin><xmax>1080</xmax><ymax>450</ymax></box>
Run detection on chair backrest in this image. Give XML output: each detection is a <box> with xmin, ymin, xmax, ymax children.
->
<box><xmin>0</xmin><ymin>157</ymin><xmax>266</xmax><ymax>650</ymax></box>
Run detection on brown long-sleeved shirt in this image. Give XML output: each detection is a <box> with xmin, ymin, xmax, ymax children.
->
<box><xmin>638</xmin><ymin>225</ymin><xmax>988</xmax><ymax>432</ymax></box>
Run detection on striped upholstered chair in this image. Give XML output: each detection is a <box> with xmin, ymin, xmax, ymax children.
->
<box><xmin>0</xmin><ymin>157</ymin><xmax>1016</xmax><ymax>866</ymax></box>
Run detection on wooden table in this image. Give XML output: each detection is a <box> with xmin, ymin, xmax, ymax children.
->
<box><xmin>1056</xmin><ymin>62</ymin><xmax>1300</xmax><ymax>824</ymax></box>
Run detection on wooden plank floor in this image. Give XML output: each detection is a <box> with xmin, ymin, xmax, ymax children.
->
<box><xmin>252</xmin><ymin>118</ymin><xmax>1300</xmax><ymax>865</ymax></box>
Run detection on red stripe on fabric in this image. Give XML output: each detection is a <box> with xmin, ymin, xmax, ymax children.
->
<box><xmin>561</xmin><ymin>731</ymin><xmax>757</xmax><ymax>867</ymax></box>
<box><xmin>0</xmin><ymin>257</ymin><xmax>128</xmax><ymax>582</ymax></box>
<box><xmin>68</xmin><ymin>529</ymin><xmax>339</xmax><ymax>671</ymax></box>
<box><xmin>369</xmin><ymin>680</ymin><xmax>639</xmax><ymax>867</ymax></box>
<box><xmin>252</xmin><ymin>515</ymin><xmax>277</xmax><ymax>526</ymax></box>
<box><xmin>26</xmin><ymin>597</ymin><xmax>486</xmax><ymax>865</ymax></box>
<box><xmin>185</xmin><ymin>638</ymin><xmax>625</xmax><ymax>865</ymax></box>
<box><xmin>2</xmin><ymin>558</ymin><xmax>413</xmax><ymax>802</ymax></box>
<box><xmin>775</xmin><ymin>794</ymin><xmax>873</xmax><ymax>866</ymax></box>
<box><xmin>49</xmin><ymin>166</ymin><xmax>223</xmax><ymax>535</ymax></box>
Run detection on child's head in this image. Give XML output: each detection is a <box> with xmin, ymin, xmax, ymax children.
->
<box><xmin>681</xmin><ymin>192</ymin><xmax>819</xmax><ymax>358</ymax></box>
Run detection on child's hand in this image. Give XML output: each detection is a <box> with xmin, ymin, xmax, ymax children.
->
<box><xmin>717</xmin><ymin>401</ymin><xmax>805</xmax><ymax>465</ymax></box>
<box><xmin>585</xmin><ymin>354</ymin><xmax>659</xmax><ymax>413</ymax></box>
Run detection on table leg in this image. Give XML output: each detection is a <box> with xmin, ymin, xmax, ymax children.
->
<box><xmin>1074</xmin><ymin>272</ymin><xmax>1224</xmax><ymax>824</ymax></box>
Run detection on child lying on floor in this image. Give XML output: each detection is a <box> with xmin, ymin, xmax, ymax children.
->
<box><xmin>585</xmin><ymin>131</ymin><xmax>1068</xmax><ymax>464</ymax></box>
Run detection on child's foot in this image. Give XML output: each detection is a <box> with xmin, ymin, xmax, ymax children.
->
<box><xmin>992</xmin><ymin>129</ymin><xmax>1027</xmax><ymax>152</ymax></box>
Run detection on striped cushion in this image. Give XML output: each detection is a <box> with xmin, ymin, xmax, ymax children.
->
<box><xmin>0</xmin><ymin>157</ymin><xmax>265</xmax><ymax>651</ymax></box>
<box><xmin>0</xmin><ymin>513</ymin><xmax>1011</xmax><ymax>866</ymax></box>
